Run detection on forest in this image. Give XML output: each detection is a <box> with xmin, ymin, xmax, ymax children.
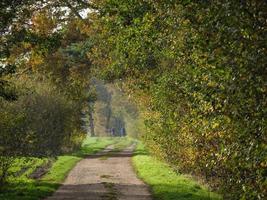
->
<box><xmin>0</xmin><ymin>1</ymin><xmax>266</xmax><ymax>200</ymax></box>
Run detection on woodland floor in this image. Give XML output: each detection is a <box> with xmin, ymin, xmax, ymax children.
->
<box><xmin>45</xmin><ymin>144</ymin><xmax>152</xmax><ymax>200</ymax></box>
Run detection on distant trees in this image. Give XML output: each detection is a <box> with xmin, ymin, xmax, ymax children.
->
<box><xmin>90</xmin><ymin>79</ymin><xmax>139</xmax><ymax>137</ymax></box>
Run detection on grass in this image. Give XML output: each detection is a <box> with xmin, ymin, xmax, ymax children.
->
<box><xmin>132</xmin><ymin>142</ymin><xmax>222</xmax><ymax>200</ymax></box>
<box><xmin>0</xmin><ymin>137</ymin><xmax>120</xmax><ymax>200</ymax></box>
<box><xmin>113</xmin><ymin>137</ymin><xmax>135</xmax><ymax>151</ymax></box>
<box><xmin>8</xmin><ymin>157</ymin><xmax>49</xmax><ymax>178</ymax></box>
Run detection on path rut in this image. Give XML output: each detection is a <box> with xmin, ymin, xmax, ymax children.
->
<box><xmin>45</xmin><ymin>145</ymin><xmax>152</xmax><ymax>200</ymax></box>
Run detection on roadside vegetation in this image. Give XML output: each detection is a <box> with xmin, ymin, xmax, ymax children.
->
<box><xmin>133</xmin><ymin>143</ymin><xmax>222</xmax><ymax>200</ymax></box>
<box><xmin>89</xmin><ymin>1</ymin><xmax>266</xmax><ymax>199</ymax></box>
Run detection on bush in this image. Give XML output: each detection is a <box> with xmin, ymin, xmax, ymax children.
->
<box><xmin>0</xmin><ymin>80</ymin><xmax>86</xmax><ymax>184</ymax></box>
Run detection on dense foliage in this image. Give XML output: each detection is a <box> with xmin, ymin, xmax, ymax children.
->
<box><xmin>0</xmin><ymin>81</ymin><xmax>85</xmax><ymax>182</ymax></box>
<box><xmin>87</xmin><ymin>1</ymin><xmax>267</xmax><ymax>199</ymax></box>
<box><xmin>0</xmin><ymin>1</ymin><xmax>93</xmax><ymax>185</ymax></box>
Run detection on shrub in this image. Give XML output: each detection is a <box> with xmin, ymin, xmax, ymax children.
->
<box><xmin>0</xmin><ymin>80</ymin><xmax>86</xmax><ymax>184</ymax></box>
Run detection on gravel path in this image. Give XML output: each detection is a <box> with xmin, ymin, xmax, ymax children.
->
<box><xmin>45</xmin><ymin>145</ymin><xmax>152</xmax><ymax>200</ymax></box>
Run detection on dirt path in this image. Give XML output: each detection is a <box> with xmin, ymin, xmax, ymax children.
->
<box><xmin>46</xmin><ymin>145</ymin><xmax>152</xmax><ymax>200</ymax></box>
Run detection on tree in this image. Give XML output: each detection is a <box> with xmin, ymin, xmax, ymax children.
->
<box><xmin>88</xmin><ymin>1</ymin><xmax>267</xmax><ymax>199</ymax></box>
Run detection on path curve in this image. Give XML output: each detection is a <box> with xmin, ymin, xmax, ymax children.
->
<box><xmin>46</xmin><ymin>145</ymin><xmax>152</xmax><ymax>200</ymax></box>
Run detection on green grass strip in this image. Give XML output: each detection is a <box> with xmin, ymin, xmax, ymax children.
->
<box><xmin>132</xmin><ymin>142</ymin><xmax>222</xmax><ymax>200</ymax></box>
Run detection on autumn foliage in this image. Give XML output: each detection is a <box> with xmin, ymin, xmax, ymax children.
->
<box><xmin>0</xmin><ymin>1</ymin><xmax>266</xmax><ymax>199</ymax></box>
<box><xmin>88</xmin><ymin>1</ymin><xmax>267</xmax><ymax>199</ymax></box>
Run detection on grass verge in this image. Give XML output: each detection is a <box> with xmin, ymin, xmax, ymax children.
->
<box><xmin>132</xmin><ymin>142</ymin><xmax>222</xmax><ymax>200</ymax></box>
<box><xmin>0</xmin><ymin>137</ymin><xmax>119</xmax><ymax>200</ymax></box>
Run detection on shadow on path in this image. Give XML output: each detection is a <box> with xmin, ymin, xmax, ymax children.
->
<box><xmin>46</xmin><ymin>183</ymin><xmax>152</xmax><ymax>200</ymax></box>
<box><xmin>84</xmin><ymin>149</ymin><xmax>147</xmax><ymax>159</ymax></box>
